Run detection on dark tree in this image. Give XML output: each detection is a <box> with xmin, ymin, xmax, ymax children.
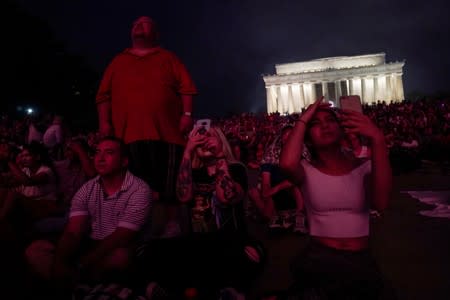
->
<box><xmin>1</xmin><ymin>0</ymin><xmax>98</xmax><ymax>129</ymax></box>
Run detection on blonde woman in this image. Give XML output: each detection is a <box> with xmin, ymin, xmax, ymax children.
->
<box><xmin>177</xmin><ymin>125</ymin><xmax>247</xmax><ymax>232</ymax></box>
<box><xmin>135</xmin><ymin>124</ymin><xmax>265</xmax><ymax>297</ymax></box>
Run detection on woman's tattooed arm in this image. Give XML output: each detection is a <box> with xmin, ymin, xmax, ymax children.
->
<box><xmin>215</xmin><ymin>159</ymin><xmax>245</xmax><ymax>204</ymax></box>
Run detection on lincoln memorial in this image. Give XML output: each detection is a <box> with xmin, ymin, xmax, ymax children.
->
<box><xmin>262</xmin><ymin>53</ymin><xmax>405</xmax><ymax>114</ymax></box>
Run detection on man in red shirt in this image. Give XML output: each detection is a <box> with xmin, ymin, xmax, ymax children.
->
<box><xmin>96</xmin><ymin>16</ymin><xmax>197</xmax><ymax>237</ymax></box>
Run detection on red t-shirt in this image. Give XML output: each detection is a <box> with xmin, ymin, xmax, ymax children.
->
<box><xmin>96</xmin><ymin>47</ymin><xmax>197</xmax><ymax>145</ymax></box>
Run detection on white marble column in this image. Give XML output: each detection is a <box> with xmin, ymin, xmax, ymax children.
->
<box><xmin>389</xmin><ymin>74</ymin><xmax>397</xmax><ymax>103</ymax></box>
<box><xmin>280</xmin><ymin>84</ymin><xmax>290</xmax><ymax>114</ymax></box>
<box><xmin>361</xmin><ymin>78</ymin><xmax>365</xmax><ymax>103</ymax></box>
<box><xmin>266</xmin><ymin>86</ymin><xmax>278</xmax><ymax>113</ymax></box>
<box><xmin>322</xmin><ymin>82</ymin><xmax>329</xmax><ymax>99</ymax></box>
<box><xmin>311</xmin><ymin>83</ymin><xmax>317</xmax><ymax>103</ymax></box>
<box><xmin>369</xmin><ymin>77</ymin><xmax>376</xmax><ymax>104</ymax></box>
<box><xmin>385</xmin><ymin>75</ymin><xmax>392</xmax><ymax>103</ymax></box>
<box><xmin>374</xmin><ymin>76</ymin><xmax>386</xmax><ymax>103</ymax></box>
<box><xmin>291</xmin><ymin>83</ymin><xmax>303</xmax><ymax>112</ymax></box>
<box><xmin>373</xmin><ymin>77</ymin><xmax>379</xmax><ymax>102</ymax></box>
<box><xmin>303</xmin><ymin>83</ymin><xmax>315</xmax><ymax>106</ymax></box>
<box><xmin>287</xmin><ymin>85</ymin><xmax>295</xmax><ymax>114</ymax></box>
<box><xmin>276</xmin><ymin>86</ymin><xmax>283</xmax><ymax>113</ymax></box>
<box><xmin>395</xmin><ymin>74</ymin><xmax>404</xmax><ymax>101</ymax></box>
<box><xmin>266</xmin><ymin>86</ymin><xmax>273</xmax><ymax>113</ymax></box>
<box><xmin>299</xmin><ymin>84</ymin><xmax>306</xmax><ymax>110</ymax></box>
<box><xmin>303</xmin><ymin>83</ymin><xmax>310</xmax><ymax>106</ymax></box>
<box><xmin>271</xmin><ymin>86</ymin><xmax>278</xmax><ymax>112</ymax></box>
<box><xmin>363</xmin><ymin>77</ymin><xmax>375</xmax><ymax>104</ymax></box>
<box><xmin>350</xmin><ymin>78</ymin><xmax>362</xmax><ymax>97</ymax></box>
<box><xmin>335</xmin><ymin>81</ymin><xmax>342</xmax><ymax>102</ymax></box>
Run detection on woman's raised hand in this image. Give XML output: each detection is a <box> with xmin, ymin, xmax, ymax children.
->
<box><xmin>299</xmin><ymin>97</ymin><xmax>331</xmax><ymax>124</ymax></box>
<box><xmin>185</xmin><ymin>127</ymin><xmax>207</xmax><ymax>155</ymax></box>
<box><xmin>340</xmin><ymin>109</ymin><xmax>384</xmax><ymax>141</ymax></box>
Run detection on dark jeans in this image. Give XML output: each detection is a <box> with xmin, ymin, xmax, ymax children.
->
<box><xmin>134</xmin><ymin>232</ymin><xmax>265</xmax><ymax>293</ymax></box>
<box><xmin>128</xmin><ymin>140</ymin><xmax>184</xmax><ymax>204</ymax></box>
<box><xmin>289</xmin><ymin>238</ymin><xmax>396</xmax><ymax>299</ymax></box>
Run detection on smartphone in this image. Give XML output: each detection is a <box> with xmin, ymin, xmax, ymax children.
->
<box><xmin>194</xmin><ymin>119</ymin><xmax>211</xmax><ymax>134</ymax></box>
<box><xmin>339</xmin><ymin>95</ymin><xmax>362</xmax><ymax>113</ymax></box>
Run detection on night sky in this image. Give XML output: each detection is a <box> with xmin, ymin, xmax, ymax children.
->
<box><xmin>13</xmin><ymin>0</ymin><xmax>450</xmax><ymax>117</ymax></box>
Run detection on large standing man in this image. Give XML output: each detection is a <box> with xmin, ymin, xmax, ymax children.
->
<box><xmin>96</xmin><ymin>16</ymin><xmax>197</xmax><ymax>237</ymax></box>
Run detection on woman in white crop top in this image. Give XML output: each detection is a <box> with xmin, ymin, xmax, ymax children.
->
<box><xmin>279</xmin><ymin>97</ymin><xmax>394</xmax><ymax>299</ymax></box>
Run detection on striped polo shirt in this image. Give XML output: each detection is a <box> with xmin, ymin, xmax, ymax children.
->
<box><xmin>69</xmin><ymin>171</ymin><xmax>152</xmax><ymax>240</ymax></box>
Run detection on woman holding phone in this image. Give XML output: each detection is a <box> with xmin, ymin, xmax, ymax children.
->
<box><xmin>280</xmin><ymin>97</ymin><xmax>394</xmax><ymax>298</ymax></box>
<box><xmin>177</xmin><ymin>124</ymin><xmax>247</xmax><ymax>233</ymax></box>
<box><xmin>135</xmin><ymin>124</ymin><xmax>265</xmax><ymax>298</ymax></box>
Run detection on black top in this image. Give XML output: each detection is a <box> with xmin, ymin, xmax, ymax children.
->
<box><xmin>190</xmin><ymin>162</ymin><xmax>247</xmax><ymax>233</ymax></box>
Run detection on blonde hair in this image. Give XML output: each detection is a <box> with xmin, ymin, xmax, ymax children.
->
<box><xmin>191</xmin><ymin>127</ymin><xmax>238</xmax><ymax>169</ymax></box>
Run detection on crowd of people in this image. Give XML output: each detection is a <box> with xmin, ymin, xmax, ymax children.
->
<box><xmin>1</xmin><ymin>99</ymin><xmax>448</xmax><ymax>299</ymax></box>
<box><xmin>0</xmin><ymin>15</ymin><xmax>449</xmax><ymax>300</ymax></box>
<box><xmin>215</xmin><ymin>97</ymin><xmax>450</xmax><ymax>175</ymax></box>
<box><xmin>2</xmin><ymin>98</ymin><xmax>449</xmax><ymax>176</ymax></box>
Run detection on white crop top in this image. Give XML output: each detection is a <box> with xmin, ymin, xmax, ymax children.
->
<box><xmin>301</xmin><ymin>160</ymin><xmax>372</xmax><ymax>238</ymax></box>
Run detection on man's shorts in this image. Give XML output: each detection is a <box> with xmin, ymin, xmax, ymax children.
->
<box><xmin>128</xmin><ymin>140</ymin><xmax>184</xmax><ymax>204</ymax></box>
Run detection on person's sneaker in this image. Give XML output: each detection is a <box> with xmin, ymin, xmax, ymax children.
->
<box><xmin>160</xmin><ymin>221</ymin><xmax>181</xmax><ymax>238</ymax></box>
<box><xmin>293</xmin><ymin>212</ymin><xmax>308</xmax><ymax>234</ymax></box>
<box><xmin>146</xmin><ymin>282</ymin><xmax>169</xmax><ymax>299</ymax></box>
<box><xmin>268</xmin><ymin>215</ymin><xmax>282</xmax><ymax>229</ymax></box>
<box><xmin>280</xmin><ymin>211</ymin><xmax>294</xmax><ymax>229</ymax></box>
<box><xmin>218</xmin><ymin>287</ymin><xmax>245</xmax><ymax>300</ymax></box>
<box><xmin>370</xmin><ymin>209</ymin><xmax>381</xmax><ymax>219</ymax></box>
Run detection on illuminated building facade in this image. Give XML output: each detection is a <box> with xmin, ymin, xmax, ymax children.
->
<box><xmin>263</xmin><ymin>53</ymin><xmax>405</xmax><ymax>114</ymax></box>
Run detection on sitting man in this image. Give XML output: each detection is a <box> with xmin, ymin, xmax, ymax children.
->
<box><xmin>25</xmin><ymin>136</ymin><xmax>152</xmax><ymax>291</ymax></box>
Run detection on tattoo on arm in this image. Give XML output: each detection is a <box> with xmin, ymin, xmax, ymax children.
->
<box><xmin>176</xmin><ymin>157</ymin><xmax>193</xmax><ymax>200</ymax></box>
<box><xmin>215</xmin><ymin>160</ymin><xmax>243</xmax><ymax>203</ymax></box>
<box><xmin>217</xmin><ymin>169</ymin><xmax>238</xmax><ymax>201</ymax></box>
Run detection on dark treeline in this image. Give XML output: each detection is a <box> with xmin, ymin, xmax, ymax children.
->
<box><xmin>2</xmin><ymin>0</ymin><xmax>98</xmax><ymax>129</ymax></box>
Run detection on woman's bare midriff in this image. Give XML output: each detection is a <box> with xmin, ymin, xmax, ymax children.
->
<box><xmin>312</xmin><ymin>235</ymin><xmax>369</xmax><ymax>251</ymax></box>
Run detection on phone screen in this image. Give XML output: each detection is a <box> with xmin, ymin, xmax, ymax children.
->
<box><xmin>195</xmin><ymin>119</ymin><xmax>211</xmax><ymax>134</ymax></box>
<box><xmin>339</xmin><ymin>95</ymin><xmax>362</xmax><ymax>113</ymax></box>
